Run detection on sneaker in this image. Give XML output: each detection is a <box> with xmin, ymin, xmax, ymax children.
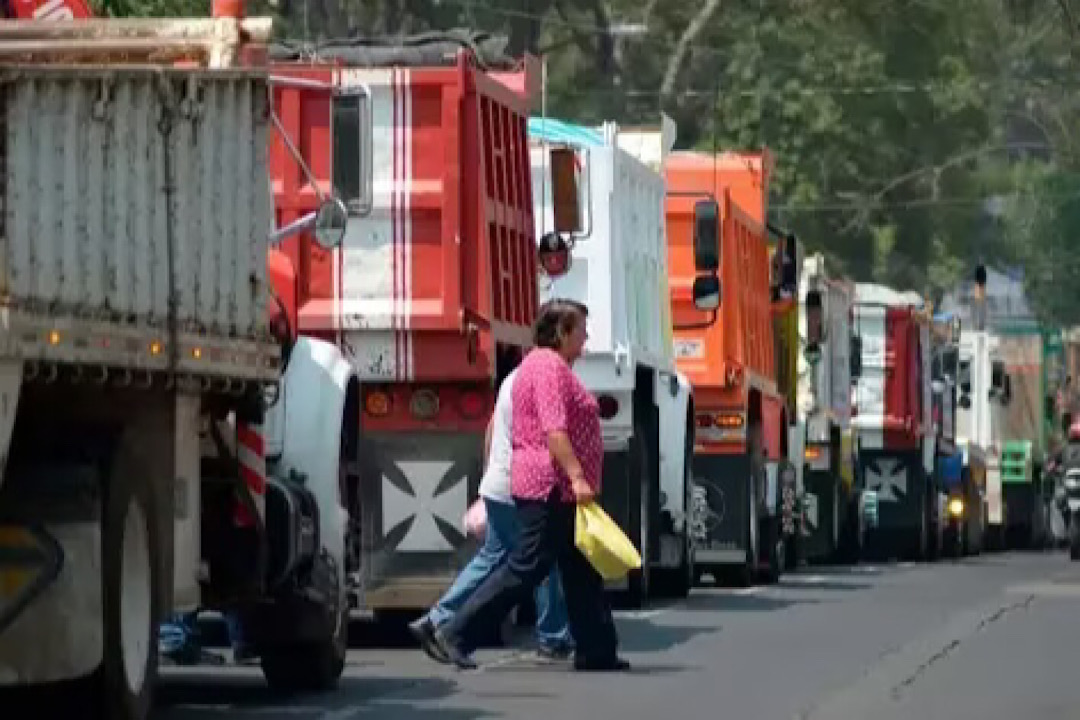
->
<box><xmin>536</xmin><ymin>643</ymin><xmax>574</xmax><ymax>662</ymax></box>
<box><xmin>408</xmin><ymin>617</ymin><xmax>450</xmax><ymax>665</ymax></box>
<box><xmin>432</xmin><ymin>629</ymin><xmax>478</xmax><ymax>670</ymax></box>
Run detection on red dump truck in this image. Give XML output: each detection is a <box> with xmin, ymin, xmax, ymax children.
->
<box><xmin>267</xmin><ymin>35</ymin><xmax>577</xmax><ymax>616</ymax></box>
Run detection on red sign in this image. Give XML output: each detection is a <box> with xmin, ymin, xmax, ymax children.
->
<box><xmin>8</xmin><ymin>0</ymin><xmax>93</xmax><ymax>19</ymax></box>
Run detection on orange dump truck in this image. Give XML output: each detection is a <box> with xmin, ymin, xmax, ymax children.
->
<box><xmin>667</xmin><ymin>150</ymin><xmax>800</xmax><ymax>585</ymax></box>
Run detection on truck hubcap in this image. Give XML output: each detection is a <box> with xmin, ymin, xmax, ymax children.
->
<box><xmin>120</xmin><ymin>500</ymin><xmax>151</xmax><ymax>695</ymax></box>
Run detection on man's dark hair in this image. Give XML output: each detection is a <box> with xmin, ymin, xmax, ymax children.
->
<box><xmin>533</xmin><ymin>298</ymin><xmax>589</xmax><ymax>350</ymax></box>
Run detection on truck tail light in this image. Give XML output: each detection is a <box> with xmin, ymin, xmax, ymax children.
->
<box><xmin>364</xmin><ymin>389</ymin><xmax>392</xmax><ymax>417</ymax></box>
<box><xmin>458</xmin><ymin>389</ymin><xmax>487</xmax><ymax>420</ymax></box>
<box><xmin>596</xmin><ymin>394</ymin><xmax>619</xmax><ymax>420</ymax></box>
<box><xmin>713</xmin><ymin>412</ymin><xmax>745</xmax><ymax>429</ymax></box>
<box><xmin>409</xmin><ymin>389</ymin><xmax>440</xmax><ymax>420</ymax></box>
<box><xmin>695</xmin><ymin>412</ymin><xmax>745</xmax><ymax>429</ymax></box>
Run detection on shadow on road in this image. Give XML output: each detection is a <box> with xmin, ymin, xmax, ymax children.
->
<box><xmin>681</xmin><ymin>591</ymin><xmax>818</xmax><ymax>614</ymax></box>
<box><xmin>614</xmin><ymin>617</ymin><xmax>720</xmax><ymax>653</ymax></box>
<box><xmin>776</xmin><ymin>578</ymin><xmax>874</xmax><ymax>592</ymax></box>
<box><xmin>155</xmin><ymin>675</ymin><xmax>496</xmax><ymax>720</ymax></box>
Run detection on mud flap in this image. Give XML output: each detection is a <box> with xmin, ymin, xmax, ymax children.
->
<box><xmin>356</xmin><ymin>431</ymin><xmax>482</xmax><ymax>609</ymax></box>
<box><xmin>690</xmin><ymin>453</ymin><xmax>752</xmax><ymax>569</ymax></box>
<box><xmin>859</xmin><ymin>450</ymin><xmax>926</xmax><ymax>558</ymax></box>
<box><xmin>802</xmin><ymin>469</ymin><xmax>838</xmax><ymax>562</ymax></box>
<box><xmin>0</xmin><ymin>525</ymin><xmax>64</xmax><ymax>634</ymax></box>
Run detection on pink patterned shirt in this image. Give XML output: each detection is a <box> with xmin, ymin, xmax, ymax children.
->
<box><xmin>510</xmin><ymin>348</ymin><xmax>603</xmax><ymax>503</ymax></box>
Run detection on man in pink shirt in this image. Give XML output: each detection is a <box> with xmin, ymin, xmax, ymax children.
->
<box><xmin>426</xmin><ymin>299</ymin><xmax>627</xmax><ymax>672</ymax></box>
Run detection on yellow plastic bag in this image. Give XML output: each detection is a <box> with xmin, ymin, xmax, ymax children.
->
<box><xmin>575</xmin><ymin>501</ymin><xmax>642</xmax><ymax>581</ymax></box>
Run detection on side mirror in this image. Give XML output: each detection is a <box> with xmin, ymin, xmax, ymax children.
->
<box><xmin>1000</xmin><ymin>374</ymin><xmax>1012</xmax><ymax>406</ymax></box>
<box><xmin>550</xmin><ymin>148</ymin><xmax>582</xmax><ymax>235</ymax></box>
<box><xmin>692</xmin><ymin>199</ymin><xmax>720</xmax><ymax>273</ymax></box>
<box><xmin>692</xmin><ymin>275</ymin><xmax>722</xmax><ymax>311</ymax></box>
<box><xmin>991</xmin><ymin>359</ymin><xmax>1007</xmax><ymax>393</ymax></box>
<box><xmin>850</xmin><ymin>335</ymin><xmax>863</xmax><ymax>380</ymax></box>
<box><xmin>331</xmin><ymin>88</ymin><xmax>373</xmax><ymax>217</ymax></box>
<box><xmin>805</xmin><ymin>289</ymin><xmax>824</xmax><ymax>348</ymax></box>
<box><xmin>314</xmin><ymin>197</ymin><xmax>349</xmax><ymax>250</ymax></box>
<box><xmin>538</xmin><ymin>231</ymin><xmax>572</xmax><ymax>278</ymax></box>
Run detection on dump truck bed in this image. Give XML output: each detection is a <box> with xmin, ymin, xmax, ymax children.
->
<box><xmin>0</xmin><ymin>65</ymin><xmax>277</xmax><ymax>380</ymax></box>
<box><xmin>270</xmin><ymin>54</ymin><xmax>538</xmax><ymax>383</ymax></box>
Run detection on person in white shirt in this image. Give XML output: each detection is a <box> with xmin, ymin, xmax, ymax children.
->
<box><xmin>409</xmin><ymin>368</ymin><xmax>574</xmax><ymax>661</ymax></box>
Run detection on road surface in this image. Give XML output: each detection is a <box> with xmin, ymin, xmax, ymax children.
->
<box><xmin>156</xmin><ymin>552</ymin><xmax>1080</xmax><ymax>720</ymax></box>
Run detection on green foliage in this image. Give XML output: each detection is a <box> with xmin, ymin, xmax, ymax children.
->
<box><xmin>1005</xmin><ymin>169</ymin><xmax>1080</xmax><ymax>326</ymax></box>
<box><xmin>88</xmin><ymin>0</ymin><xmax>1080</xmax><ymax>326</ymax></box>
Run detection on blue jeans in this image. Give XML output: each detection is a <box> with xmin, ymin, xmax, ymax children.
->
<box><xmin>427</xmin><ymin>497</ymin><xmax>573</xmax><ymax>650</ymax></box>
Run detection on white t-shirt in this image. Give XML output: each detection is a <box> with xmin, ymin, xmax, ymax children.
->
<box><xmin>478</xmin><ymin>369</ymin><xmax>517</xmax><ymax>503</ymax></box>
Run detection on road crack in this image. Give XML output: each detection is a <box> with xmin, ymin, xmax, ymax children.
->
<box><xmin>888</xmin><ymin>593</ymin><xmax>1035</xmax><ymax>700</ymax></box>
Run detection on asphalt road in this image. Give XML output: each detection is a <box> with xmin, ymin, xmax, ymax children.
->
<box><xmin>156</xmin><ymin>551</ymin><xmax>1080</xmax><ymax>720</ymax></box>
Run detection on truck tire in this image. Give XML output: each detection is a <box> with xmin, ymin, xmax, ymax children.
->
<box><xmin>729</xmin><ymin>454</ymin><xmax>758</xmax><ymax>588</ymax></box>
<box><xmin>626</xmin><ymin>415</ymin><xmax>654</xmax><ymax>608</ymax></box>
<box><xmin>758</xmin><ymin>517</ymin><xmax>782</xmax><ymax>584</ymax></box>
<box><xmin>653</xmin><ymin>435</ymin><xmax>694</xmax><ymax>599</ymax></box>
<box><xmin>261</xmin><ymin>601</ymin><xmax>347</xmax><ymax>693</ymax></box>
<box><xmin>99</xmin><ymin>432</ymin><xmax>162</xmax><ymax>720</ymax></box>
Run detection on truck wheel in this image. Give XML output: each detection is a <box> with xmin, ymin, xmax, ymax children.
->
<box><xmin>261</xmin><ymin>601</ymin><xmax>347</xmax><ymax>693</ymax></box>
<box><xmin>99</xmin><ymin>434</ymin><xmax>162</xmax><ymax>720</ymax></box>
<box><xmin>759</xmin><ymin>517</ymin><xmax>782</xmax><ymax>584</ymax></box>
<box><xmin>654</xmin><ymin>438</ymin><xmax>694</xmax><ymax>599</ymax></box>
<box><xmin>1070</xmin><ymin>519</ymin><xmax>1080</xmax><ymax>562</ymax></box>
<box><xmin>733</xmin><ymin>461</ymin><xmax>758</xmax><ymax>588</ymax></box>
<box><xmin>626</xmin><ymin>416</ymin><xmax>653</xmax><ymax>607</ymax></box>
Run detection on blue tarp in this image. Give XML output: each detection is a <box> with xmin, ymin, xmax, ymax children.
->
<box><xmin>527</xmin><ymin>117</ymin><xmax>605</xmax><ymax>148</ymax></box>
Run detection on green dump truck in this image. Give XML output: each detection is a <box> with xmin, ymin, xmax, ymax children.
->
<box><xmin>997</xmin><ymin>325</ymin><xmax>1063</xmax><ymax>548</ymax></box>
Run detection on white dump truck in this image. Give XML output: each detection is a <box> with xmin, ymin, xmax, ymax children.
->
<box><xmin>528</xmin><ymin>116</ymin><xmax>695</xmax><ymax>604</ymax></box>
<box><xmin>0</xmin><ymin>15</ymin><xmax>357</xmax><ymax>720</ymax></box>
<box><xmin>796</xmin><ymin>253</ymin><xmax>862</xmax><ymax>563</ymax></box>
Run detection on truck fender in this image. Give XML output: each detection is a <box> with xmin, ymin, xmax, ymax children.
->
<box><xmin>657</xmin><ymin>370</ymin><xmax>693</xmax><ymax>531</ymax></box>
<box><xmin>266</xmin><ymin>337</ymin><xmax>354</xmax><ymax>585</ymax></box>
